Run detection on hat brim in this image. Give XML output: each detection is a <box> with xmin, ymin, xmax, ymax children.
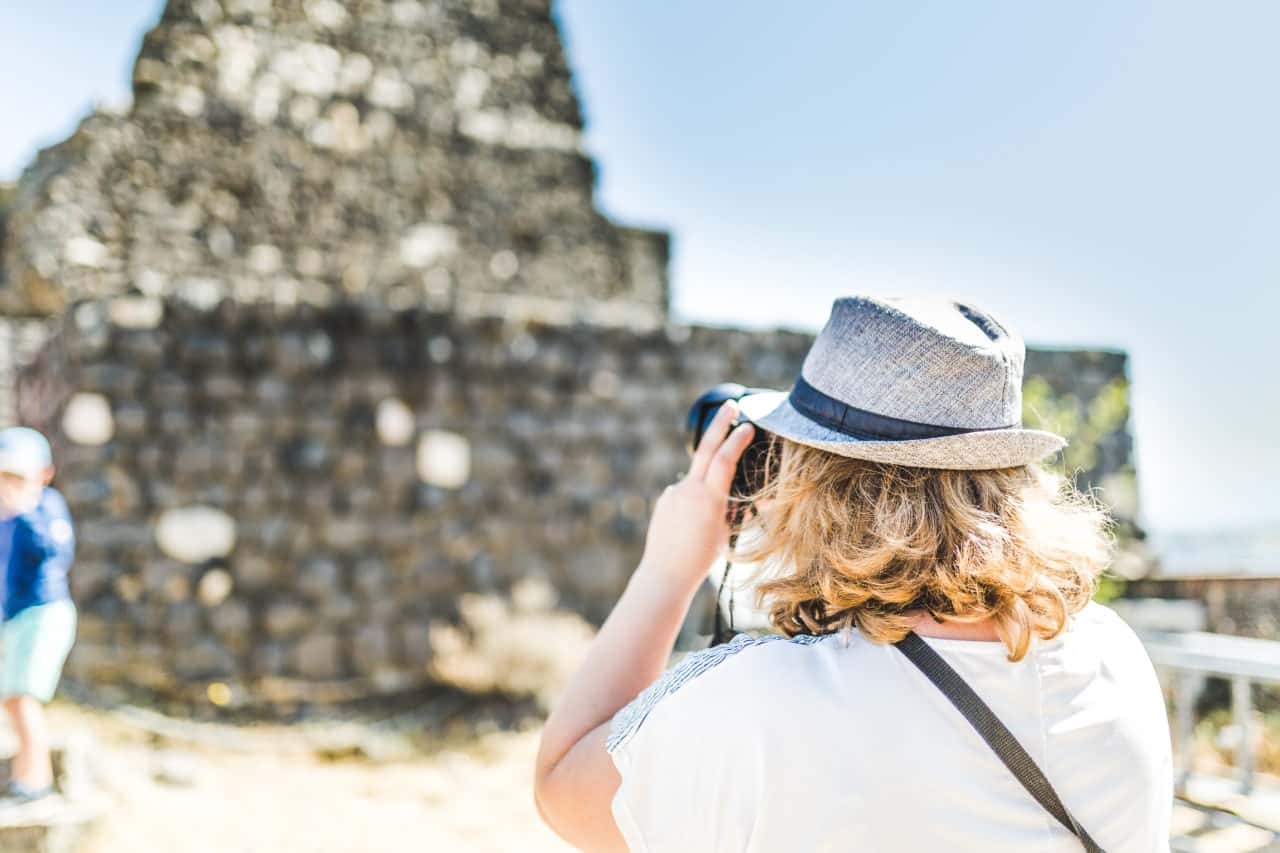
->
<box><xmin>0</xmin><ymin>452</ymin><xmax>44</xmax><ymax>478</ymax></box>
<box><xmin>738</xmin><ymin>391</ymin><xmax>1068</xmax><ymax>471</ymax></box>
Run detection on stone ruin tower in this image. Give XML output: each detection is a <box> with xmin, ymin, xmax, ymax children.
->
<box><xmin>0</xmin><ymin>0</ymin><xmax>1142</xmax><ymax>709</ymax></box>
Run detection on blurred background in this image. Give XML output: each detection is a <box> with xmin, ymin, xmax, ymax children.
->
<box><xmin>0</xmin><ymin>1</ymin><xmax>1276</xmax><ymax>850</ymax></box>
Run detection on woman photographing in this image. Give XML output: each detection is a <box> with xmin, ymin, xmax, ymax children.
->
<box><xmin>534</xmin><ymin>294</ymin><xmax>1172</xmax><ymax>852</ymax></box>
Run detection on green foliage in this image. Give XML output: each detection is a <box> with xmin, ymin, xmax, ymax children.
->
<box><xmin>0</xmin><ymin>181</ymin><xmax>13</xmax><ymax>236</ymax></box>
<box><xmin>1093</xmin><ymin>573</ymin><xmax>1125</xmax><ymax>604</ymax></box>
<box><xmin>1022</xmin><ymin>374</ymin><xmax>1130</xmax><ymax>477</ymax></box>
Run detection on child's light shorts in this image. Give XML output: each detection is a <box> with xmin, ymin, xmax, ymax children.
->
<box><xmin>1</xmin><ymin>600</ymin><xmax>77</xmax><ymax>703</ymax></box>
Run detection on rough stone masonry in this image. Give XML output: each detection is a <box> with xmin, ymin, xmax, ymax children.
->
<box><xmin>0</xmin><ymin>0</ymin><xmax>1140</xmax><ymax>709</ymax></box>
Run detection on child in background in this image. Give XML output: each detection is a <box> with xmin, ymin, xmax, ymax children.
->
<box><xmin>0</xmin><ymin>427</ymin><xmax>76</xmax><ymax>804</ymax></box>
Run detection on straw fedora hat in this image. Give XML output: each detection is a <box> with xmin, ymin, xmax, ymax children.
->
<box><xmin>738</xmin><ymin>294</ymin><xmax>1068</xmax><ymax>470</ymax></box>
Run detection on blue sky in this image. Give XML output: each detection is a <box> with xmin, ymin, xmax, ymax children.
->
<box><xmin>3</xmin><ymin>1</ymin><xmax>1277</xmax><ymax>536</ymax></box>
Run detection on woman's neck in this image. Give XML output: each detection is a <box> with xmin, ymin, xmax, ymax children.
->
<box><xmin>904</xmin><ymin>609</ymin><xmax>1002</xmax><ymax>642</ymax></box>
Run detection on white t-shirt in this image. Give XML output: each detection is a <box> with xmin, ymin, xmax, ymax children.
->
<box><xmin>607</xmin><ymin>601</ymin><xmax>1172</xmax><ymax>852</ymax></box>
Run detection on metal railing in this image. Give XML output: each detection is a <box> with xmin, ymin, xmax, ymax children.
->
<box><xmin>1141</xmin><ymin>630</ymin><xmax>1280</xmax><ymax>795</ymax></box>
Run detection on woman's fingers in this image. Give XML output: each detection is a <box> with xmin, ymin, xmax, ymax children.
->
<box><xmin>688</xmin><ymin>400</ymin><xmax>739</xmax><ymax>480</ymax></box>
<box><xmin>704</xmin><ymin>422</ymin><xmax>755</xmax><ymax>497</ymax></box>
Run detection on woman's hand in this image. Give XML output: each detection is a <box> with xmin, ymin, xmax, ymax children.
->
<box><xmin>637</xmin><ymin>400</ymin><xmax>756</xmax><ymax>590</ymax></box>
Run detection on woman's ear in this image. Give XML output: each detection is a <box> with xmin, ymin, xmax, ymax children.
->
<box><xmin>40</xmin><ymin>465</ymin><xmax>55</xmax><ymax>486</ymax></box>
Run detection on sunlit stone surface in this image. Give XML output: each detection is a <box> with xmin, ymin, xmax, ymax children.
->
<box><xmin>197</xmin><ymin>568</ymin><xmax>234</xmax><ymax>607</ymax></box>
<box><xmin>107</xmin><ymin>296</ymin><xmax>164</xmax><ymax>329</ymax></box>
<box><xmin>375</xmin><ymin>398</ymin><xmax>415</xmax><ymax>447</ymax></box>
<box><xmin>155</xmin><ymin>507</ymin><xmax>237</xmax><ymax>564</ymax></box>
<box><xmin>62</xmin><ymin>393</ymin><xmax>114</xmax><ymax>446</ymax></box>
<box><xmin>417</xmin><ymin>430</ymin><xmax>471</xmax><ymax>489</ymax></box>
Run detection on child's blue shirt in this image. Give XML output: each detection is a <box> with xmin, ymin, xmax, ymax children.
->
<box><xmin>0</xmin><ymin>487</ymin><xmax>75</xmax><ymax>621</ymax></box>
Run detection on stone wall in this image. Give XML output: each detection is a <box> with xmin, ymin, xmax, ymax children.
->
<box><xmin>21</xmin><ymin>298</ymin><xmax>813</xmax><ymax>706</ymax></box>
<box><xmin>0</xmin><ymin>316</ymin><xmax>52</xmax><ymax>424</ymax></box>
<box><xmin>0</xmin><ymin>0</ymin><xmax>668</xmax><ymax>325</ymax></box>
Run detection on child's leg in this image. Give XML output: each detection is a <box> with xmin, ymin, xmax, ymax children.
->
<box><xmin>2</xmin><ymin>695</ymin><xmax>51</xmax><ymax>789</ymax></box>
<box><xmin>1</xmin><ymin>600</ymin><xmax>75</xmax><ymax>793</ymax></box>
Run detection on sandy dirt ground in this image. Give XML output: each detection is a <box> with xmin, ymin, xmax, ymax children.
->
<box><xmin>12</xmin><ymin>701</ymin><xmax>1278</xmax><ymax>852</ymax></box>
<box><xmin>35</xmin><ymin>702</ymin><xmax>573</xmax><ymax>853</ymax></box>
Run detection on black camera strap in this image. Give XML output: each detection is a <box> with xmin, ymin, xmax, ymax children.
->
<box><xmin>710</xmin><ymin>548</ymin><xmax>737</xmax><ymax>647</ymax></box>
<box><xmin>894</xmin><ymin>631</ymin><xmax>1105</xmax><ymax>853</ymax></box>
<box><xmin>712</xmin><ymin>522</ymin><xmax>754</xmax><ymax>648</ymax></box>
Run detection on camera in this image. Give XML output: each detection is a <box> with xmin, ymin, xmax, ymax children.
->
<box><xmin>686</xmin><ymin>384</ymin><xmax>779</xmax><ymax>645</ymax></box>
<box><xmin>685</xmin><ymin>383</ymin><xmax>779</xmax><ymax>503</ymax></box>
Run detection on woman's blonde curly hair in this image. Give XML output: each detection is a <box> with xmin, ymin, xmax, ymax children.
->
<box><xmin>731</xmin><ymin>436</ymin><xmax>1116</xmax><ymax>661</ymax></box>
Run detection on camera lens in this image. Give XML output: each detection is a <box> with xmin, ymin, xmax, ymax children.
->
<box><xmin>685</xmin><ymin>383</ymin><xmax>749</xmax><ymax>455</ymax></box>
<box><xmin>685</xmin><ymin>384</ymin><xmax>778</xmax><ymax>499</ymax></box>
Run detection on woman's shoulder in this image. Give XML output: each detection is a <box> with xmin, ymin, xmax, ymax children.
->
<box><xmin>1065</xmin><ymin>599</ymin><xmax>1148</xmax><ymax>649</ymax></box>
<box><xmin>1060</xmin><ymin>599</ymin><xmax>1163</xmax><ymax>679</ymax></box>
<box><xmin>607</xmin><ymin>632</ymin><xmax>843</xmax><ymax>755</ymax></box>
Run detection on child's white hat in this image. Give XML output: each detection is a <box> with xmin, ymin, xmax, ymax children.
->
<box><xmin>0</xmin><ymin>427</ymin><xmax>53</xmax><ymax>478</ymax></box>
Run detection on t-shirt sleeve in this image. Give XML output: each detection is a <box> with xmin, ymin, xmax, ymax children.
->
<box><xmin>606</xmin><ymin>636</ymin><xmax>771</xmax><ymax>852</ymax></box>
<box><xmin>44</xmin><ymin>493</ymin><xmax>76</xmax><ymax>560</ymax></box>
<box><xmin>11</xmin><ymin>518</ymin><xmax>55</xmax><ymax>567</ymax></box>
<box><xmin>18</xmin><ymin>514</ymin><xmax>74</xmax><ymax>565</ymax></box>
<box><xmin>9</xmin><ymin>509</ymin><xmax>75</xmax><ymax>589</ymax></box>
